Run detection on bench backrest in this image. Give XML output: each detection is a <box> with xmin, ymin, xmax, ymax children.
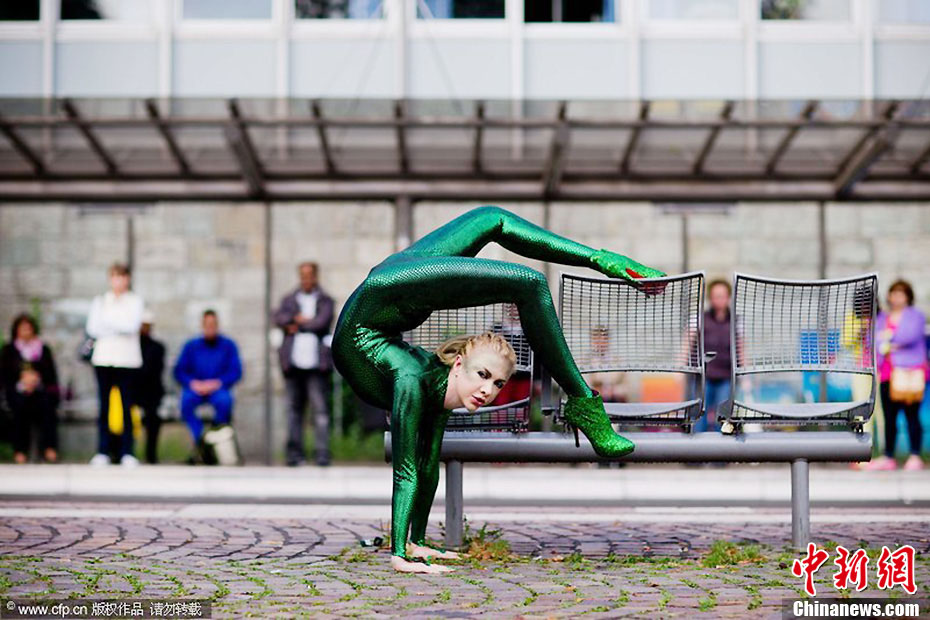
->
<box><xmin>559</xmin><ymin>271</ymin><xmax>706</xmax><ymax>375</ymax></box>
<box><xmin>731</xmin><ymin>273</ymin><xmax>878</xmax><ymax>377</ymax></box>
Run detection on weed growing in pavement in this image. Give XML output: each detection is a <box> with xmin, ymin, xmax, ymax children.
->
<box><xmin>698</xmin><ymin>590</ymin><xmax>717</xmax><ymax>611</ymax></box>
<box><xmin>702</xmin><ymin>540</ymin><xmax>765</xmax><ymax>568</ymax></box>
<box><xmin>657</xmin><ymin>589</ymin><xmax>672</xmax><ymax>609</ymax></box>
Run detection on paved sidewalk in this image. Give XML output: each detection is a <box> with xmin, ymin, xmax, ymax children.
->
<box><xmin>1</xmin><ymin>463</ymin><xmax>929</xmax><ymax>505</ymax></box>
<box><xmin>1</xmin><ymin>501</ymin><xmax>929</xmax><ymax>618</ymax></box>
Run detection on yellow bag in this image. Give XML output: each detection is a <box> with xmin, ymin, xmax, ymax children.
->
<box><xmin>108</xmin><ymin>386</ymin><xmax>124</xmax><ymax>434</ymax></box>
<box><xmin>107</xmin><ymin>388</ymin><xmax>143</xmax><ymax>438</ymax></box>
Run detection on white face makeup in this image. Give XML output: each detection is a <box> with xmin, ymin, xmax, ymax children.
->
<box><xmin>450</xmin><ymin>346</ymin><xmax>513</xmax><ymax>412</ymax></box>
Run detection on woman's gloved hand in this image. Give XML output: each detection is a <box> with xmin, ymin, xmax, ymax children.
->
<box><xmin>591</xmin><ymin>249</ymin><xmax>664</xmax><ymax>281</ymax></box>
<box><xmin>590</xmin><ymin>249</ymin><xmax>667</xmax><ymax>295</ymax></box>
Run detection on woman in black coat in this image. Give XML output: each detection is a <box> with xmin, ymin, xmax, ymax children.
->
<box><xmin>0</xmin><ymin>314</ymin><xmax>60</xmax><ymax>463</ymax></box>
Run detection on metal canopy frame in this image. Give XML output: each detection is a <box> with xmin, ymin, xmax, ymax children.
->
<box><xmin>1</xmin><ymin>97</ymin><xmax>929</xmax><ymax>202</ymax></box>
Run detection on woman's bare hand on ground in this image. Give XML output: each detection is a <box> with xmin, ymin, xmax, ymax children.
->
<box><xmin>390</xmin><ymin>555</ymin><xmax>454</xmax><ymax>574</ymax></box>
<box><xmin>407</xmin><ymin>542</ymin><xmax>462</xmax><ymax>560</ymax></box>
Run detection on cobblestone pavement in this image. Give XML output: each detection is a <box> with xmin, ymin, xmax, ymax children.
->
<box><xmin>1</xmin><ymin>502</ymin><xmax>928</xmax><ymax>618</ymax></box>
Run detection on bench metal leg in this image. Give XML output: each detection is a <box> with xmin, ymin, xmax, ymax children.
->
<box><xmin>791</xmin><ymin>458</ymin><xmax>810</xmax><ymax>550</ymax></box>
<box><xmin>445</xmin><ymin>460</ymin><xmax>464</xmax><ymax>549</ymax></box>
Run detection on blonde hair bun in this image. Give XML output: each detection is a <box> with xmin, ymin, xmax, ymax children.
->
<box><xmin>436</xmin><ymin>332</ymin><xmax>518</xmax><ymax>373</ymax></box>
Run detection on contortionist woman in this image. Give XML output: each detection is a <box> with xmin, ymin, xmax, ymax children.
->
<box><xmin>331</xmin><ymin>206</ymin><xmax>665</xmax><ymax>573</ymax></box>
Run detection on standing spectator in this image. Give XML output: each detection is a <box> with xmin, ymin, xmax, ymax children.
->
<box><xmin>173</xmin><ymin>310</ymin><xmax>242</xmax><ymax>458</ymax></box>
<box><xmin>137</xmin><ymin>311</ymin><xmax>166</xmax><ymax>464</ymax></box>
<box><xmin>0</xmin><ymin>314</ymin><xmax>60</xmax><ymax>464</ymax></box>
<box><xmin>695</xmin><ymin>278</ymin><xmax>732</xmax><ymax>433</ymax></box>
<box><xmin>86</xmin><ymin>262</ymin><xmax>144</xmax><ymax>468</ymax></box>
<box><xmin>866</xmin><ymin>280</ymin><xmax>927</xmax><ymax>471</ymax></box>
<box><xmin>274</xmin><ymin>262</ymin><xmax>335</xmax><ymax>467</ymax></box>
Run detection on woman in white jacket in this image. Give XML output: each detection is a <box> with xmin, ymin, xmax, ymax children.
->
<box><xmin>85</xmin><ymin>262</ymin><xmax>144</xmax><ymax>467</ymax></box>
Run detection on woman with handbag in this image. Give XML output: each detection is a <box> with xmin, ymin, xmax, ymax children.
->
<box><xmin>866</xmin><ymin>280</ymin><xmax>927</xmax><ymax>471</ymax></box>
<box><xmin>85</xmin><ymin>262</ymin><xmax>145</xmax><ymax>467</ymax></box>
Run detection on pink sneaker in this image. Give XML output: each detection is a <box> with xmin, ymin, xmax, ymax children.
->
<box><xmin>863</xmin><ymin>456</ymin><xmax>897</xmax><ymax>471</ymax></box>
<box><xmin>903</xmin><ymin>455</ymin><xmax>925</xmax><ymax>471</ymax></box>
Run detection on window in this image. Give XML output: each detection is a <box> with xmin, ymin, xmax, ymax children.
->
<box><xmin>525</xmin><ymin>0</ymin><xmax>615</xmax><ymax>23</ymax></box>
<box><xmin>761</xmin><ymin>0</ymin><xmax>851</xmax><ymax>21</ymax></box>
<box><xmin>876</xmin><ymin>0</ymin><xmax>930</xmax><ymax>24</ymax></box>
<box><xmin>295</xmin><ymin>0</ymin><xmax>384</xmax><ymax>19</ymax></box>
<box><xmin>60</xmin><ymin>0</ymin><xmax>153</xmax><ymax>21</ymax></box>
<box><xmin>0</xmin><ymin>0</ymin><xmax>39</xmax><ymax>20</ymax></box>
<box><xmin>182</xmin><ymin>0</ymin><xmax>273</xmax><ymax>20</ymax></box>
<box><xmin>416</xmin><ymin>0</ymin><xmax>504</xmax><ymax>19</ymax></box>
<box><xmin>647</xmin><ymin>0</ymin><xmax>738</xmax><ymax>20</ymax></box>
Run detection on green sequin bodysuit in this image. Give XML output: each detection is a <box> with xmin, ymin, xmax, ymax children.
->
<box><xmin>331</xmin><ymin>206</ymin><xmax>663</xmax><ymax>558</ymax></box>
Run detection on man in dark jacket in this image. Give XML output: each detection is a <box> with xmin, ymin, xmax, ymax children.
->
<box><xmin>138</xmin><ymin>311</ymin><xmax>166</xmax><ymax>464</ymax></box>
<box><xmin>696</xmin><ymin>279</ymin><xmax>733</xmax><ymax>433</ymax></box>
<box><xmin>273</xmin><ymin>262</ymin><xmax>335</xmax><ymax>466</ymax></box>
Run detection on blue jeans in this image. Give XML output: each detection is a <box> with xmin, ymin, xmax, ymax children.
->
<box><xmin>694</xmin><ymin>378</ymin><xmax>731</xmax><ymax>433</ymax></box>
<box><xmin>180</xmin><ymin>388</ymin><xmax>233</xmax><ymax>441</ymax></box>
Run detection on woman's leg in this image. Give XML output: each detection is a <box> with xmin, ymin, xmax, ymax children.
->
<box><xmin>902</xmin><ymin>400</ymin><xmax>923</xmax><ymax>456</ymax></box>
<box><xmin>37</xmin><ymin>391</ymin><xmax>58</xmax><ymax>455</ymax></box>
<box><xmin>115</xmin><ymin>369</ymin><xmax>137</xmax><ymax>459</ymax></box>
<box><xmin>880</xmin><ymin>382</ymin><xmax>899</xmax><ymax>458</ymax></box>
<box><xmin>378</xmin><ymin>256</ymin><xmax>591</xmax><ymax>397</ymax></box>
<box><xmin>376</xmin><ymin>255</ymin><xmax>633</xmax><ymax>457</ymax></box>
<box><xmin>401</xmin><ymin>205</ymin><xmax>663</xmax><ymax>284</ymax></box>
<box><xmin>404</xmin><ymin>205</ymin><xmax>596</xmax><ymax>267</ymax></box>
<box><xmin>9</xmin><ymin>392</ymin><xmax>31</xmax><ymax>459</ymax></box>
<box><xmin>94</xmin><ymin>366</ymin><xmax>113</xmax><ymax>457</ymax></box>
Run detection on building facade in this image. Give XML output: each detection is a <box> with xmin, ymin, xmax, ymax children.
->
<box><xmin>0</xmin><ymin>0</ymin><xmax>928</xmax><ymax>100</ymax></box>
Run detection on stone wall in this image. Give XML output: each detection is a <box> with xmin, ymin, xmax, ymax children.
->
<box><xmin>1</xmin><ymin>202</ymin><xmax>928</xmax><ymax>461</ymax></box>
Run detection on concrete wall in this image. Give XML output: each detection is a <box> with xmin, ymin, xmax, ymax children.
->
<box><xmin>2</xmin><ymin>202</ymin><xmax>929</xmax><ymax>460</ymax></box>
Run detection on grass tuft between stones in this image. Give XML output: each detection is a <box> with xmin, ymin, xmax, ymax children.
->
<box><xmin>702</xmin><ymin>540</ymin><xmax>765</xmax><ymax>568</ymax></box>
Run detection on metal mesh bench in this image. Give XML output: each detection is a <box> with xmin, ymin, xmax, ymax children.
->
<box><xmin>557</xmin><ymin>271</ymin><xmax>706</xmax><ymax>428</ymax></box>
<box><xmin>718</xmin><ymin>273</ymin><xmax>878</xmax><ymax>431</ymax></box>
<box><xmin>384</xmin><ymin>272</ymin><xmax>873</xmax><ymax>554</ymax></box>
<box><xmin>403</xmin><ymin>302</ymin><xmax>534</xmax><ymax>431</ymax></box>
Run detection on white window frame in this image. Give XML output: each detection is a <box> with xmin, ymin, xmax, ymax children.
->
<box><xmin>758</xmin><ymin>0</ymin><xmax>859</xmax><ymax>41</ymax></box>
<box><xmin>0</xmin><ymin>0</ymin><xmax>43</xmax><ymax>39</ymax></box>
<box><xmin>174</xmin><ymin>0</ymin><xmax>279</xmax><ymax>39</ymax></box>
<box><xmin>639</xmin><ymin>0</ymin><xmax>742</xmax><ymax>38</ymax></box>
<box><xmin>410</xmin><ymin>0</ymin><xmax>507</xmax><ymax>32</ymax></box>
<box><xmin>522</xmin><ymin>0</ymin><xmax>622</xmax><ymax>31</ymax></box>
<box><xmin>52</xmin><ymin>0</ymin><xmax>161</xmax><ymax>41</ymax></box>
<box><xmin>290</xmin><ymin>0</ymin><xmax>388</xmax><ymax>34</ymax></box>
<box><xmin>523</xmin><ymin>21</ymin><xmax>624</xmax><ymax>38</ymax></box>
<box><xmin>872</xmin><ymin>0</ymin><xmax>930</xmax><ymax>33</ymax></box>
<box><xmin>0</xmin><ymin>23</ymin><xmax>43</xmax><ymax>38</ymax></box>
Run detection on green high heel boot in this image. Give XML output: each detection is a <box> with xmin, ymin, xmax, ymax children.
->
<box><xmin>563</xmin><ymin>392</ymin><xmax>635</xmax><ymax>458</ymax></box>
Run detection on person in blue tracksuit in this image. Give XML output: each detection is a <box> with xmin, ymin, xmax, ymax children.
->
<box><xmin>173</xmin><ymin>309</ymin><xmax>242</xmax><ymax>448</ymax></box>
